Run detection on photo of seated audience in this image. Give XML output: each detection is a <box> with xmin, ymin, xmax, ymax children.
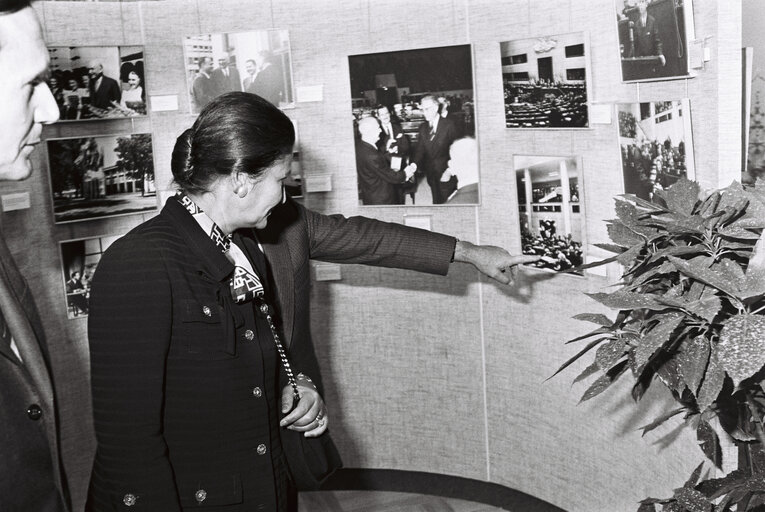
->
<box><xmin>59</xmin><ymin>235</ymin><xmax>121</xmax><ymax>319</ymax></box>
<box><xmin>616</xmin><ymin>0</ymin><xmax>693</xmax><ymax>82</ymax></box>
<box><xmin>500</xmin><ymin>32</ymin><xmax>589</xmax><ymax>128</ymax></box>
<box><xmin>515</xmin><ymin>155</ymin><xmax>584</xmax><ymax>274</ymax></box>
<box><xmin>47</xmin><ymin>46</ymin><xmax>148</xmax><ymax>120</ymax></box>
<box><xmin>349</xmin><ymin>44</ymin><xmax>476</xmax><ymax>206</ymax></box>
<box><xmin>617</xmin><ymin>99</ymin><xmax>695</xmax><ymax>201</ymax></box>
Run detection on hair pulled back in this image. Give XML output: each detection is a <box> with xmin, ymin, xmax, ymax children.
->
<box><xmin>171</xmin><ymin>91</ymin><xmax>295</xmax><ymax>194</ymax></box>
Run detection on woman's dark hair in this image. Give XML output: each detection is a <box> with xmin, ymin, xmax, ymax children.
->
<box><xmin>171</xmin><ymin>91</ymin><xmax>295</xmax><ymax>194</ymax></box>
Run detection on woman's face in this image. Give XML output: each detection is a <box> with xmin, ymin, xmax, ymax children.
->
<box><xmin>128</xmin><ymin>73</ymin><xmax>140</xmax><ymax>88</ymax></box>
<box><xmin>68</xmin><ymin>78</ymin><xmax>78</xmax><ymax>90</ymax></box>
<box><xmin>239</xmin><ymin>155</ymin><xmax>291</xmax><ymax>229</ymax></box>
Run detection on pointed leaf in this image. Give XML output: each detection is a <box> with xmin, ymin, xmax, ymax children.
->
<box><xmin>718</xmin><ymin>226</ymin><xmax>762</xmax><ymax>240</ymax></box>
<box><xmin>573</xmin><ymin>361</ymin><xmax>600</xmax><ymax>383</ymax></box>
<box><xmin>676</xmin><ymin>336</ymin><xmax>710</xmax><ymax>395</ymax></box>
<box><xmin>697</xmin><ymin>420</ymin><xmax>723</xmax><ymax>469</ymax></box>
<box><xmin>572</xmin><ymin>313</ymin><xmax>613</xmax><ymax>327</ymax></box>
<box><xmin>595</xmin><ymin>243</ymin><xmax>628</xmax><ymax>254</ymax></box>
<box><xmin>634</xmin><ymin>314</ymin><xmax>684</xmax><ymax>374</ymax></box>
<box><xmin>717</xmin><ymin>314</ymin><xmax>765</xmax><ymax>386</ymax></box>
<box><xmin>621</xmin><ymin>193</ymin><xmax>668</xmax><ymax>212</ymax></box>
<box><xmin>637</xmin><ymin>502</ymin><xmax>657</xmax><ymax>512</ymax></box>
<box><xmin>667</xmin><ymin>256</ymin><xmax>741</xmax><ymax>297</ymax></box>
<box><xmin>639</xmin><ymin>407</ymin><xmax>684</xmax><ymax>436</ymax></box>
<box><xmin>587</xmin><ymin>290</ymin><xmax>667</xmax><ymax>311</ymax></box>
<box><xmin>565</xmin><ymin>326</ymin><xmax>611</xmax><ymax>344</ymax></box>
<box><xmin>580</xmin><ymin>360</ymin><xmax>628</xmax><ymax>403</ymax></box>
<box><xmin>740</xmin><ymin>230</ymin><xmax>765</xmax><ymax>298</ymax></box>
<box><xmin>658</xmin><ymin>178</ymin><xmax>701</xmax><ymax>217</ymax></box>
<box><xmin>548</xmin><ymin>337</ymin><xmax>608</xmax><ymax>380</ymax></box>
<box><xmin>559</xmin><ymin>253</ymin><xmax>620</xmax><ymax>274</ymax></box>
<box><xmin>608</xmin><ymin>221</ymin><xmax>645</xmax><ymax>247</ymax></box>
<box><xmin>697</xmin><ymin>350</ymin><xmax>725</xmax><ymax>412</ymax></box>
<box><xmin>595</xmin><ymin>337</ymin><xmax>627</xmax><ymax>370</ymax></box>
<box><xmin>674</xmin><ymin>486</ymin><xmax>713</xmax><ymax>512</ymax></box>
<box><xmin>684</xmin><ymin>462</ymin><xmax>706</xmax><ymax>488</ymax></box>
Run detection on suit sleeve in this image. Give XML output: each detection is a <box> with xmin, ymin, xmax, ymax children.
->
<box><xmin>367</xmin><ymin>149</ymin><xmax>406</xmax><ymax>184</ymax></box>
<box><xmin>87</xmin><ymin>234</ymin><xmax>181</xmax><ymax>511</ymax></box>
<box><xmin>299</xmin><ymin>204</ymin><xmax>455</xmax><ymax>275</ymax></box>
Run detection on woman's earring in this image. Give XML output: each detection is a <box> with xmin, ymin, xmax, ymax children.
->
<box><xmin>234</xmin><ymin>184</ymin><xmax>247</xmax><ymax>197</ymax></box>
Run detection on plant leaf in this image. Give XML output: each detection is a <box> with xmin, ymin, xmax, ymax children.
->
<box><xmin>697</xmin><ymin>420</ymin><xmax>722</xmax><ymax>469</ymax></box>
<box><xmin>587</xmin><ymin>290</ymin><xmax>668</xmax><ymax>311</ymax></box>
<box><xmin>634</xmin><ymin>314</ymin><xmax>684</xmax><ymax>374</ymax></box>
<box><xmin>608</xmin><ymin>221</ymin><xmax>646</xmax><ymax>247</ymax></box>
<box><xmin>573</xmin><ymin>313</ymin><xmax>613</xmax><ymax>327</ymax></box>
<box><xmin>740</xmin><ymin>230</ymin><xmax>765</xmax><ymax>299</ymax></box>
<box><xmin>565</xmin><ymin>326</ymin><xmax>612</xmax><ymax>344</ymax></box>
<box><xmin>595</xmin><ymin>242</ymin><xmax>628</xmax><ymax>254</ymax></box>
<box><xmin>573</xmin><ymin>361</ymin><xmax>600</xmax><ymax>383</ymax></box>
<box><xmin>718</xmin><ymin>226</ymin><xmax>762</xmax><ymax>240</ymax></box>
<box><xmin>667</xmin><ymin>256</ymin><xmax>741</xmax><ymax>297</ymax></box>
<box><xmin>697</xmin><ymin>350</ymin><xmax>725</xmax><ymax>413</ymax></box>
<box><xmin>657</xmin><ymin>178</ymin><xmax>701</xmax><ymax>217</ymax></box>
<box><xmin>595</xmin><ymin>337</ymin><xmax>627</xmax><ymax>370</ymax></box>
<box><xmin>639</xmin><ymin>407</ymin><xmax>684</xmax><ymax>436</ymax></box>
<box><xmin>684</xmin><ymin>462</ymin><xmax>706</xmax><ymax>488</ymax></box>
<box><xmin>676</xmin><ymin>336</ymin><xmax>711</xmax><ymax>395</ymax></box>
<box><xmin>580</xmin><ymin>360</ymin><xmax>628</xmax><ymax>403</ymax></box>
<box><xmin>548</xmin><ymin>337</ymin><xmax>608</xmax><ymax>380</ymax></box>
<box><xmin>674</xmin><ymin>487</ymin><xmax>713</xmax><ymax>512</ymax></box>
<box><xmin>717</xmin><ymin>314</ymin><xmax>765</xmax><ymax>387</ymax></box>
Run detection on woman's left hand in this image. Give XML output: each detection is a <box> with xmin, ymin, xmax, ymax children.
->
<box><xmin>279</xmin><ymin>376</ymin><xmax>328</xmax><ymax>437</ymax></box>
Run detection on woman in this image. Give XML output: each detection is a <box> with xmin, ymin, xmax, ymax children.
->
<box><xmin>87</xmin><ymin>92</ymin><xmax>534</xmax><ymax>512</ymax></box>
<box><xmin>118</xmin><ymin>70</ymin><xmax>145</xmax><ymax>115</ymax></box>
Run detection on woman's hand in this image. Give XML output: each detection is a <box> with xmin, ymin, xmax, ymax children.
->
<box><xmin>453</xmin><ymin>240</ymin><xmax>541</xmax><ymax>285</ymax></box>
<box><xmin>279</xmin><ymin>375</ymin><xmax>328</xmax><ymax>438</ymax></box>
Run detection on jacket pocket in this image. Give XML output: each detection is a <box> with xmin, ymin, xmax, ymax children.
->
<box><xmin>177</xmin><ymin>472</ymin><xmax>243</xmax><ymax>508</ymax></box>
<box><xmin>176</xmin><ymin>299</ymin><xmax>233</xmax><ymax>360</ymax></box>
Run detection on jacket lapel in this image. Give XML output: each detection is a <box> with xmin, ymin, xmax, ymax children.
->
<box><xmin>260</xmin><ymin>239</ymin><xmax>294</xmax><ymax>346</ymax></box>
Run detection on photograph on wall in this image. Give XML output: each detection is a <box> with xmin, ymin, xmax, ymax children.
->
<box><xmin>500</xmin><ymin>32</ymin><xmax>590</xmax><ymax>128</ymax></box>
<box><xmin>47</xmin><ymin>46</ymin><xmax>147</xmax><ymax>120</ymax></box>
<box><xmin>183</xmin><ymin>30</ymin><xmax>294</xmax><ymax>114</ymax></box>
<box><xmin>615</xmin><ymin>0</ymin><xmax>695</xmax><ymax>82</ymax></box>
<box><xmin>743</xmin><ymin>0</ymin><xmax>765</xmax><ymax>185</ymax></box>
<box><xmin>515</xmin><ymin>155</ymin><xmax>584</xmax><ymax>274</ymax></box>
<box><xmin>59</xmin><ymin>234</ymin><xmax>121</xmax><ymax>319</ymax></box>
<box><xmin>617</xmin><ymin>99</ymin><xmax>695</xmax><ymax>201</ymax></box>
<box><xmin>349</xmin><ymin>44</ymin><xmax>478</xmax><ymax>206</ymax></box>
<box><xmin>286</xmin><ymin>118</ymin><xmax>303</xmax><ymax>200</ymax></box>
<box><xmin>47</xmin><ymin>133</ymin><xmax>157</xmax><ymax>224</ymax></box>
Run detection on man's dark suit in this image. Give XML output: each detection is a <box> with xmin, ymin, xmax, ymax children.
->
<box><xmin>356</xmin><ymin>139</ymin><xmax>408</xmax><ymax>205</ymax></box>
<box><xmin>89</xmin><ymin>75</ymin><xmax>121</xmax><ymax>110</ymax></box>
<box><xmin>87</xmin><ymin>197</ymin><xmax>455</xmax><ymax>511</ymax></box>
<box><xmin>211</xmin><ymin>67</ymin><xmax>242</xmax><ymax>95</ymax></box>
<box><xmin>0</xmin><ymin>232</ymin><xmax>68</xmax><ymax>512</ymax></box>
<box><xmin>631</xmin><ymin>13</ymin><xmax>662</xmax><ymax>58</ymax></box>
<box><xmin>376</xmin><ymin>121</ymin><xmax>412</xmax><ymax>204</ymax></box>
<box><xmin>251</xmin><ymin>64</ymin><xmax>283</xmax><ymax>106</ymax></box>
<box><xmin>413</xmin><ymin>116</ymin><xmax>459</xmax><ymax>204</ymax></box>
<box><xmin>191</xmin><ymin>73</ymin><xmax>216</xmax><ymax>113</ymax></box>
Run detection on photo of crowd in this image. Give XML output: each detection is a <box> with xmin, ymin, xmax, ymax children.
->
<box><xmin>59</xmin><ymin>235</ymin><xmax>121</xmax><ymax>319</ymax></box>
<box><xmin>615</xmin><ymin>0</ymin><xmax>694</xmax><ymax>82</ymax></box>
<box><xmin>46</xmin><ymin>134</ymin><xmax>157</xmax><ymax>223</ymax></box>
<box><xmin>617</xmin><ymin>99</ymin><xmax>695</xmax><ymax>201</ymax></box>
<box><xmin>47</xmin><ymin>46</ymin><xmax>147</xmax><ymax>120</ymax></box>
<box><xmin>184</xmin><ymin>30</ymin><xmax>294</xmax><ymax>113</ymax></box>
<box><xmin>500</xmin><ymin>32</ymin><xmax>589</xmax><ymax>128</ymax></box>
<box><xmin>515</xmin><ymin>155</ymin><xmax>584</xmax><ymax>274</ymax></box>
<box><xmin>348</xmin><ymin>44</ymin><xmax>478</xmax><ymax>206</ymax></box>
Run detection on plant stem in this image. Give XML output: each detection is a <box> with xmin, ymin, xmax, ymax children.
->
<box><xmin>746</xmin><ymin>393</ymin><xmax>765</xmax><ymax>448</ymax></box>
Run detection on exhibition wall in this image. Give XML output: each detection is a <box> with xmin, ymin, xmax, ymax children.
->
<box><xmin>0</xmin><ymin>0</ymin><xmax>741</xmax><ymax>510</ymax></box>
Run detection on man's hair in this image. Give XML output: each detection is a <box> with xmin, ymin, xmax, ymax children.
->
<box><xmin>0</xmin><ymin>0</ymin><xmax>30</xmax><ymax>15</ymax></box>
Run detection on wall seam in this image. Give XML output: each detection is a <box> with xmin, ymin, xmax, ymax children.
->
<box><xmin>476</xmin><ymin>205</ymin><xmax>490</xmax><ymax>482</ymax></box>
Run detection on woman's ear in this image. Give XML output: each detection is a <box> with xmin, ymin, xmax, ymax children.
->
<box><xmin>231</xmin><ymin>172</ymin><xmax>248</xmax><ymax>198</ymax></box>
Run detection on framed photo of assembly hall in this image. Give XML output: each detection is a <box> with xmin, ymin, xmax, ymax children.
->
<box><xmin>47</xmin><ymin>46</ymin><xmax>148</xmax><ymax>121</ymax></box>
<box><xmin>514</xmin><ymin>155</ymin><xmax>585</xmax><ymax>275</ymax></box>
<box><xmin>616</xmin><ymin>99</ymin><xmax>695</xmax><ymax>202</ymax></box>
<box><xmin>500</xmin><ymin>31</ymin><xmax>591</xmax><ymax>129</ymax></box>
<box><xmin>615</xmin><ymin>0</ymin><xmax>696</xmax><ymax>82</ymax></box>
<box><xmin>183</xmin><ymin>30</ymin><xmax>295</xmax><ymax>114</ymax></box>
<box><xmin>348</xmin><ymin>44</ymin><xmax>479</xmax><ymax>207</ymax></box>
<box><xmin>59</xmin><ymin>234</ymin><xmax>122</xmax><ymax>319</ymax></box>
<box><xmin>46</xmin><ymin>133</ymin><xmax>157</xmax><ymax>224</ymax></box>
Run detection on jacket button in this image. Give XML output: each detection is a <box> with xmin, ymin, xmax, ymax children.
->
<box><xmin>252</xmin><ymin>387</ymin><xmax>262</xmax><ymax>398</ymax></box>
<box><xmin>202</xmin><ymin>305</ymin><xmax>212</xmax><ymax>317</ymax></box>
<box><xmin>123</xmin><ymin>493</ymin><xmax>137</xmax><ymax>506</ymax></box>
<box><xmin>244</xmin><ymin>329</ymin><xmax>255</xmax><ymax>341</ymax></box>
<box><xmin>259</xmin><ymin>303</ymin><xmax>269</xmax><ymax>315</ymax></box>
<box><xmin>27</xmin><ymin>404</ymin><xmax>42</xmax><ymax>420</ymax></box>
<box><xmin>257</xmin><ymin>444</ymin><xmax>267</xmax><ymax>455</ymax></box>
<box><xmin>195</xmin><ymin>489</ymin><xmax>207</xmax><ymax>503</ymax></box>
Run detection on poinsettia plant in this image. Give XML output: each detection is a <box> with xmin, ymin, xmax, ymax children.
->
<box><xmin>552</xmin><ymin>179</ymin><xmax>765</xmax><ymax>511</ymax></box>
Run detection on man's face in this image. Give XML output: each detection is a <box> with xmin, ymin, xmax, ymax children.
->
<box><xmin>218</xmin><ymin>56</ymin><xmax>229</xmax><ymax>69</ymax></box>
<box><xmin>376</xmin><ymin>107</ymin><xmax>391</xmax><ymax>125</ymax></box>
<box><xmin>202</xmin><ymin>58</ymin><xmax>213</xmax><ymax>73</ymax></box>
<box><xmin>245</xmin><ymin>61</ymin><xmax>256</xmax><ymax>75</ymax></box>
<box><xmin>0</xmin><ymin>7</ymin><xmax>59</xmax><ymax>181</ymax></box>
<box><xmin>638</xmin><ymin>0</ymin><xmax>648</xmax><ymax>14</ymax></box>
<box><xmin>420</xmin><ymin>98</ymin><xmax>439</xmax><ymax>124</ymax></box>
<box><xmin>88</xmin><ymin>63</ymin><xmax>103</xmax><ymax>80</ymax></box>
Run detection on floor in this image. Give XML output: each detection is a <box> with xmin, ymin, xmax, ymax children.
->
<box><xmin>299</xmin><ymin>490</ymin><xmax>508</xmax><ymax>512</ymax></box>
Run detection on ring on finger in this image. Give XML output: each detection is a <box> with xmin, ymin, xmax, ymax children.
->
<box><xmin>318</xmin><ymin>418</ymin><xmax>326</xmax><ymax>427</ymax></box>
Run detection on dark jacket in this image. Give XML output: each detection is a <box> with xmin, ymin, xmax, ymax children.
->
<box><xmin>86</xmin><ymin>197</ymin><xmax>455</xmax><ymax>511</ymax></box>
<box><xmin>90</xmin><ymin>75</ymin><xmax>121</xmax><ymax>110</ymax></box>
<box><xmin>355</xmin><ymin>139</ymin><xmax>407</xmax><ymax>205</ymax></box>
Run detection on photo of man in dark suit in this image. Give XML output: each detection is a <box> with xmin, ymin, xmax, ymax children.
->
<box><xmin>375</xmin><ymin>104</ymin><xmax>412</xmax><ymax>204</ymax></box>
<box><xmin>251</xmin><ymin>49</ymin><xmax>283</xmax><ymax>106</ymax></box>
<box><xmin>356</xmin><ymin>116</ymin><xmax>416</xmax><ymax>205</ymax></box>
<box><xmin>211</xmin><ymin>53</ymin><xmax>242</xmax><ymax>95</ymax></box>
<box><xmin>88</xmin><ymin>59</ymin><xmax>121</xmax><ymax>110</ymax></box>
<box><xmin>191</xmin><ymin>56</ymin><xmax>216</xmax><ymax>113</ymax></box>
<box><xmin>411</xmin><ymin>95</ymin><xmax>459</xmax><ymax>204</ymax></box>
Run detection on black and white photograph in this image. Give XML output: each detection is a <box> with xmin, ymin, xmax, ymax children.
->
<box><xmin>59</xmin><ymin>234</ymin><xmax>121</xmax><ymax>319</ymax></box>
<box><xmin>615</xmin><ymin>0</ymin><xmax>695</xmax><ymax>82</ymax></box>
<box><xmin>515</xmin><ymin>155</ymin><xmax>584</xmax><ymax>274</ymax></box>
<box><xmin>183</xmin><ymin>30</ymin><xmax>294</xmax><ymax>113</ymax></box>
<box><xmin>349</xmin><ymin>44</ymin><xmax>478</xmax><ymax>206</ymax></box>
<box><xmin>47</xmin><ymin>133</ymin><xmax>157</xmax><ymax>224</ymax></box>
<box><xmin>617</xmin><ymin>99</ymin><xmax>695</xmax><ymax>201</ymax></box>
<box><xmin>286</xmin><ymin>118</ymin><xmax>303</xmax><ymax>199</ymax></box>
<box><xmin>743</xmin><ymin>0</ymin><xmax>765</xmax><ymax>186</ymax></box>
<box><xmin>500</xmin><ymin>32</ymin><xmax>590</xmax><ymax>128</ymax></box>
<box><xmin>47</xmin><ymin>46</ymin><xmax>147</xmax><ymax>120</ymax></box>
